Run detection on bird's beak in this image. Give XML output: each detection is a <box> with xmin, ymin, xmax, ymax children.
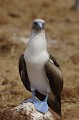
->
<box><xmin>37</xmin><ymin>22</ymin><xmax>43</xmax><ymax>29</ymax></box>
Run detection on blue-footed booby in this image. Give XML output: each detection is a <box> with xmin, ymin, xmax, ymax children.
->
<box><xmin>19</xmin><ymin>19</ymin><xmax>63</xmax><ymax>116</ymax></box>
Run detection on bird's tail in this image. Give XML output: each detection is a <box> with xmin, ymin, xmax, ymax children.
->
<box><xmin>48</xmin><ymin>95</ymin><xmax>61</xmax><ymax>117</ymax></box>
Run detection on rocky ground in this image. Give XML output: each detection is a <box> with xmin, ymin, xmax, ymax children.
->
<box><xmin>0</xmin><ymin>0</ymin><xmax>79</xmax><ymax>119</ymax></box>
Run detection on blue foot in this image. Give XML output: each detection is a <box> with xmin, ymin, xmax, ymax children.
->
<box><xmin>21</xmin><ymin>91</ymin><xmax>36</xmax><ymax>104</ymax></box>
<box><xmin>34</xmin><ymin>101</ymin><xmax>48</xmax><ymax>113</ymax></box>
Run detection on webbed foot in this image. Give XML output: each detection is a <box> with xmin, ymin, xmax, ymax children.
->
<box><xmin>21</xmin><ymin>98</ymin><xmax>36</xmax><ymax>104</ymax></box>
<box><xmin>34</xmin><ymin>100</ymin><xmax>48</xmax><ymax>113</ymax></box>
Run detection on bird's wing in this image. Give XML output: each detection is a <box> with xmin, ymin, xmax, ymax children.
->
<box><xmin>19</xmin><ymin>54</ymin><xmax>31</xmax><ymax>91</ymax></box>
<box><xmin>45</xmin><ymin>54</ymin><xmax>63</xmax><ymax>96</ymax></box>
<box><xmin>45</xmin><ymin>54</ymin><xmax>63</xmax><ymax>116</ymax></box>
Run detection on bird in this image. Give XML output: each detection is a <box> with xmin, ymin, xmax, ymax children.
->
<box><xmin>19</xmin><ymin>19</ymin><xmax>63</xmax><ymax>116</ymax></box>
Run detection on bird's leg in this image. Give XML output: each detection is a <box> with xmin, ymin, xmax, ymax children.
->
<box><xmin>32</xmin><ymin>90</ymin><xmax>36</xmax><ymax>99</ymax></box>
<box><xmin>34</xmin><ymin>93</ymin><xmax>48</xmax><ymax>113</ymax></box>
<box><xmin>21</xmin><ymin>90</ymin><xmax>36</xmax><ymax>104</ymax></box>
<box><xmin>44</xmin><ymin>94</ymin><xmax>48</xmax><ymax>102</ymax></box>
<box><xmin>28</xmin><ymin>90</ymin><xmax>36</xmax><ymax>102</ymax></box>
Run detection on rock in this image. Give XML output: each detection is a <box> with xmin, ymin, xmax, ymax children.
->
<box><xmin>0</xmin><ymin>102</ymin><xmax>62</xmax><ymax>120</ymax></box>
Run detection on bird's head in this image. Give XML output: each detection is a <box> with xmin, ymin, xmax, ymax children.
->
<box><xmin>32</xmin><ymin>19</ymin><xmax>45</xmax><ymax>32</ymax></box>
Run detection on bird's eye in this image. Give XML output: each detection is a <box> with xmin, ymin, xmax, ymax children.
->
<box><xmin>34</xmin><ymin>22</ymin><xmax>38</xmax><ymax>26</ymax></box>
<box><xmin>32</xmin><ymin>22</ymin><xmax>38</xmax><ymax>28</ymax></box>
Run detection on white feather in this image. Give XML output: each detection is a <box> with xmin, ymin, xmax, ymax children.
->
<box><xmin>24</xmin><ymin>29</ymin><xmax>51</xmax><ymax>95</ymax></box>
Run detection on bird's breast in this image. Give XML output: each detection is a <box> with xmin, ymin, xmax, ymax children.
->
<box><xmin>24</xmin><ymin>51</ymin><xmax>51</xmax><ymax>95</ymax></box>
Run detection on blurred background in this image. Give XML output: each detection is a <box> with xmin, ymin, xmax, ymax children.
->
<box><xmin>0</xmin><ymin>0</ymin><xmax>79</xmax><ymax>119</ymax></box>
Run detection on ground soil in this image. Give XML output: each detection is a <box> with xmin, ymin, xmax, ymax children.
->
<box><xmin>0</xmin><ymin>0</ymin><xmax>79</xmax><ymax>119</ymax></box>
